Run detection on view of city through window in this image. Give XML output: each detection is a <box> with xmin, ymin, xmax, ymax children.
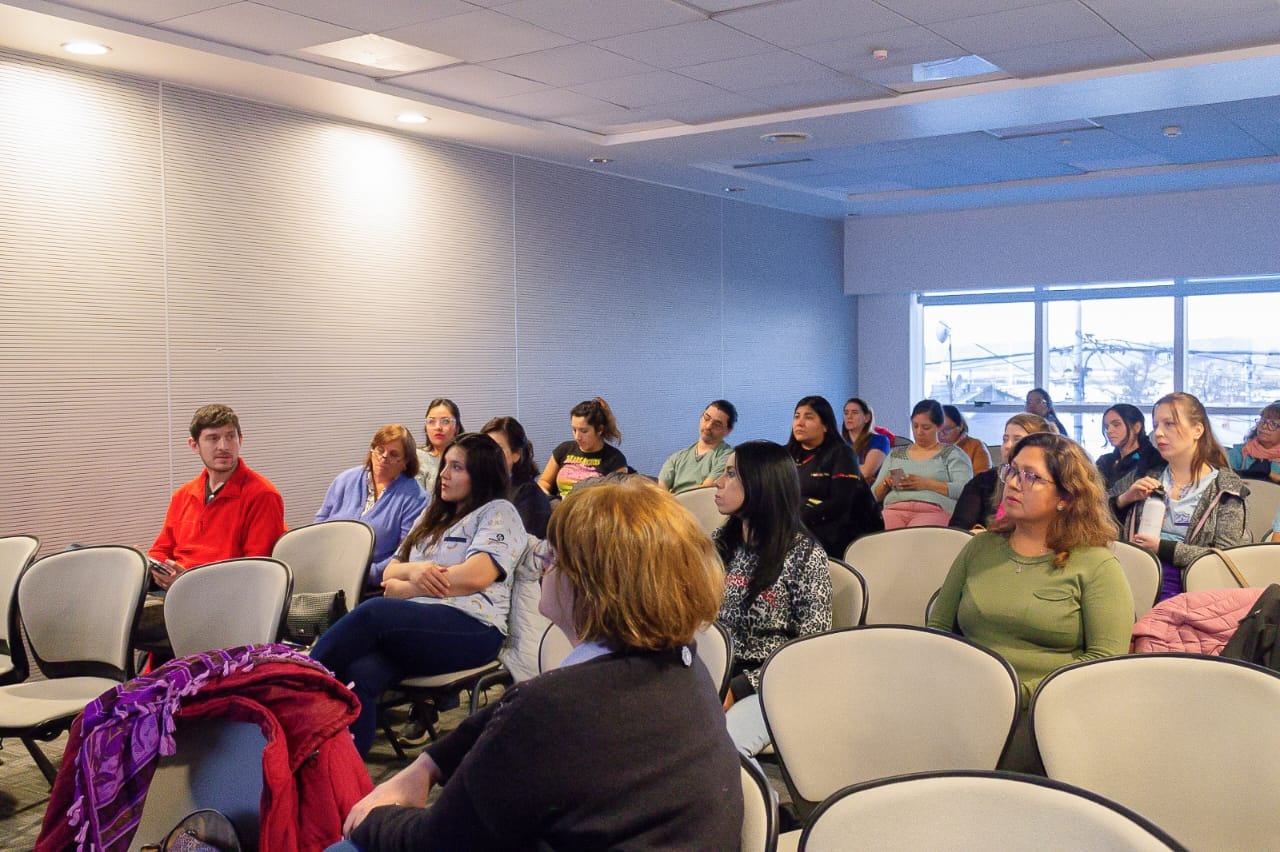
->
<box><xmin>920</xmin><ymin>280</ymin><xmax>1280</xmax><ymax>457</ymax></box>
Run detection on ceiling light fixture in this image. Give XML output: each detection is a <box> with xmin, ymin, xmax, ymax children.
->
<box><xmin>62</xmin><ymin>41</ymin><xmax>110</xmax><ymax>56</ymax></box>
<box><xmin>396</xmin><ymin>112</ymin><xmax>428</xmax><ymax>124</ymax></box>
<box><xmin>760</xmin><ymin>131</ymin><xmax>810</xmax><ymax>144</ymax></box>
<box><xmin>724</xmin><ymin>187</ymin><xmax>746</xmax><ymax>193</ymax></box>
<box><xmin>588</xmin><ymin>157</ymin><xmax>612</xmax><ymax>164</ymax></box>
<box><xmin>1163</xmin><ymin>125</ymin><xmax>1183</xmax><ymax>138</ymax></box>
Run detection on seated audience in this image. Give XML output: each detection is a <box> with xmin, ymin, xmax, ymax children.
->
<box><xmin>415</xmin><ymin>399</ymin><xmax>463</xmax><ymax>494</ymax></box>
<box><xmin>788</xmin><ymin>395</ymin><xmax>883</xmax><ymax>556</ymax></box>
<box><xmin>714</xmin><ymin>440</ymin><xmax>832</xmax><ymax>756</ymax></box>
<box><xmin>1025</xmin><ymin>387</ymin><xmax>1068</xmax><ymax>437</ymax></box>
<box><xmin>537</xmin><ymin>397</ymin><xmax>627</xmax><ymax>497</ymax></box>
<box><xmin>842</xmin><ymin>396</ymin><xmax>890</xmax><ymax>480</ymax></box>
<box><xmin>1113</xmin><ymin>392</ymin><xmax>1249</xmax><ymax>601</ymax></box>
<box><xmin>1227</xmin><ymin>400</ymin><xmax>1280</xmax><ymax>483</ymax></box>
<box><xmin>149</xmin><ymin>403</ymin><xmax>285</xmax><ymax>587</ymax></box>
<box><xmin>337</xmin><ymin>476</ymin><xmax>741</xmax><ymax>850</ymax></box>
<box><xmin>316</xmin><ymin>424</ymin><xmax>428</xmax><ymax>589</ymax></box>
<box><xmin>312</xmin><ymin>434</ymin><xmax>527</xmax><ymax>756</ymax></box>
<box><xmin>940</xmin><ymin>404</ymin><xmax>993</xmax><ymax>474</ymax></box>
<box><xmin>928</xmin><ymin>433</ymin><xmax>1132</xmax><ymax>771</ymax></box>
<box><xmin>1096</xmin><ymin>403</ymin><xmax>1162</xmax><ymax>490</ymax></box>
<box><xmin>658</xmin><ymin>400</ymin><xmax>736</xmax><ymax>493</ymax></box>
<box><xmin>872</xmin><ymin>399</ymin><xmax>973</xmax><ymax>529</ymax></box>
<box><xmin>480</xmin><ymin>416</ymin><xmax>551</xmax><ymax>538</ymax></box>
<box><xmin>950</xmin><ymin>413</ymin><xmax>1054</xmax><ymax>532</ymax></box>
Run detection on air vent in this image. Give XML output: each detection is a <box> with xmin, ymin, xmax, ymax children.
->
<box><xmin>986</xmin><ymin>119</ymin><xmax>1103</xmax><ymax>140</ymax></box>
<box><xmin>760</xmin><ymin>131</ymin><xmax>811</xmax><ymax>144</ymax></box>
<box><xmin>732</xmin><ymin>157</ymin><xmax>814</xmax><ymax>170</ymax></box>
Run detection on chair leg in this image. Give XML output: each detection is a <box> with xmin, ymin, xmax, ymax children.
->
<box><xmin>378</xmin><ymin>710</ymin><xmax>409</xmax><ymax>762</ymax></box>
<box><xmin>21</xmin><ymin>737</ymin><xmax>58</xmax><ymax>786</ymax></box>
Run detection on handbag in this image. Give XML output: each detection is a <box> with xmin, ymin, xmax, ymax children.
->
<box><xmin>283</xmin><ymin>589</ymin><xmax>347</xmax><ymax>644</ymax></box>
<box><xmin>1213</xmin><ymin>547</ymin><xmax>1250</xmax><ymax>588</ymax></box>
<box><xmin>137</xmin><ymin>809</ymin><xmax>241</xmax><ymax>852</ymax></box>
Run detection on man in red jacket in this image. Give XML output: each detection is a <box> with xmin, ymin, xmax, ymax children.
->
<box><xmin>148</xmin><ymin>403</ymin><xmax>285</xmax><ymax>588</ymax></box>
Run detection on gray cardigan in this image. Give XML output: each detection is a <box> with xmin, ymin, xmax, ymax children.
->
<box><xmin>1111</xmin><ymin>465</ymin><xmax>1251</xmax><ymax>566</ymax></box>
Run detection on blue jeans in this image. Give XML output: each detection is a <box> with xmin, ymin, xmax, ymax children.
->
<box><xmin>311</xmin><ymin>597</ymin><xmax>503</xmax><ymax>755</ymax></box>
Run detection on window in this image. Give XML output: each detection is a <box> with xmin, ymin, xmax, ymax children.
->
<box><xmin>1046</xmin><ymin>296</ymin><xmax>1173</xmax><ymax>406</ymax></box>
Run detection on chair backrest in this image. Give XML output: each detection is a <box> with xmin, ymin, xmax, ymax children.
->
<box><xmin>1184</xmin><ymin>543</ymin><xmax>1280</xmax><ymax>592</ymax></box>
<box><xmin>696</xmin><ymin>621</ymin><xmax>733</xmax><ymax>697</ymax></box>
<box><xmin>0</xmin><ymin>535</ymin><xmax>39</xmax><ymax>654</ymax></box>
<box><xmin>759</xmin><ymin>626</ymin><xmax>1018</xmax><ymax>816</ymax></box>
<box><xmin>1244</xmin><ymin>480</ymin><xmax>1280</xmax><ymax>544</ymax></box>
<box><xmin>827</xmin><ymin>558</ymin><xmax>867</xmax><ymax>628</ymax></box>
<box><xmin>165</xmin><ymin>558</ymin><xmax>292</xmax><ymax>657</ymax></box>
<box><xmin>1110</xmin><ymin>540</ymin><xmax>1161</xmax><ymax>620</ymax></box>
<box><xmin>799</xmin><ymin>771</ymin><xmax>1185</xmax><ymax>852</ymax></box>
<box><xmin>18</xmin><ymin>545</ymin><xmax>148</xmax><ymax>679</ymax></box>
<box><xmin>674</xmin><ymin>486</ymin><xmax>728</xmax><ymax>535</ymax></box>
<box><xmin>1033</xmin><ymin>653</ymin><xmax>1280</xmax><ymax>851</ymax></box>
<box><xmin>499</xmin><ymin>537</ymin><xmax>551</xmax><ymax>683</ymax></box>
<box><xmin>740</xmin><ymin>754</ymin><xmax>779</xmax><ymax>852</ymax></box>
<box><xmin>843</xmin><ymin>528</ymin><xmax>973</xmax><ymax>625</ymax></box>
<box><xmin>987</xmin><ymin>444</ymin><xmax>1003</xmax><ymax>465</ymax></box>
<box><xmin>271</xmin><ymin>520</ymin><xmax>372</xmax><ymax>608</ymax></box>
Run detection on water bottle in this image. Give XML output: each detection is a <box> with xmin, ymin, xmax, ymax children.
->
<box><xmin>1137</xmin><ymin>487</ymin><xmax>1166</xmax><ymax>539</ymax></box>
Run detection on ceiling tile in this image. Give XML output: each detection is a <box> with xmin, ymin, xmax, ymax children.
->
<box><xmin>155</xmin><ymin>2</ymin><xmax>359</xmax><ymax>53</ymax></box>
<box><xmin>1098</xmin><ymin>105</ymin><xmax>1275</xmax><ymax>164</ymax></box>
<box><xmin>926</xmin><ymin>1</ymin><xmax>1115</xmax><ymax>54</ymax></box>
<box><xmin>680</xmin><ymin>50</ymin><xmax>843</xmax><ymax>90</ymax></box>
<box><xmin>389</xmin><ymin>63</ymin><xmax>550</xmax><ymax>101</ymax></box>
<box><xmin>489</xmin><ymin>88</ymin><xmax>620</xmax><ymax>119</ymax></box>
<box><xmin>1083</xmin><ymin>0</ymin><xmax>1278</xmax><ymax>34</ymax></box>
<box><xmin>382</xmin><ymin>9</ymin><xmax>573</xmax><ymax>63</ymax></box>
<box><xmin>983</xmin><ymin>32</ymin><xmax>1151</xmax><ymax>77</ymax></box>
<box><xmin>1122</xmin><ymin>8</ymin><xmax>1280</xmax><ymax>59</ymax></box>
<box><xmin>595</xmin><ymin>20</ymin><xmax>774</xmax><ymax>68</ymax></box>
<box><xmin>739</xmin><ymin>76</ymin><xmax>892</xmax><ymax>108</ymax></box>
<box><xmin>568</xmin><ymin>71</ymin><xmax>726</xmax><ymax>108</ymax></box>
<box><xmin>255</xmin><ymin>0</ymin><xmax>473</xmax><ymax>32</ymax></box>
<box><xmin>499</xmin><ymin>0</ymin><xmax>704</xmax><ymax>42</ymax></box>
<box><xmin>1003</xmin><ymin>128</ymin><xmax>1170</xmax><ymax>171</ymax></box>
<box><xmin>873</xmin><ymin>0</ymin><xmax>1061</xmax><ymax>25</ymax></box>
<box><xmin>791</xmin><ymin>27</ymin><xmax>964</xmax><ymax>73</ymax></box>
<box><xmin>650</xmin><ymin>92</ymin><xmax>768</xmax><ymax>123</ymax></box>
<box><xmin>1212</xmin><ymin>95</ymin><xmax>1280</xmax><ymax>154</ymax></box>
<box><xmin>292</xmin><ymin>35</ymin><xmax>459</xmax><ymax>77</ymax></box>
<box><xmin>485</xmin><ymin>43</ymin><xmax>653</xmax><ymax>87</ymax></box>
<box><xmin>47</xmin><ymin>0</ymin><xmax>235</xmax><ymax>25</ymax></box>
<box><xmin>715</xmin><ymin>0</ymin><xmax>913</xmax><ymax>48</ymax></box>
<box><xmin>682</xmin><ymin>0</ymin><xmax>774</xmax><ymax>10</ymax></box>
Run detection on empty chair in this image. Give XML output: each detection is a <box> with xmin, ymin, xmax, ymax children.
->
<box><xmin>271</xmin><ymin>519</ymin><xmax>373</xmax><ymax>611</ymax></box>
<box><xmin>1183</xmin><ymin>543</ymin><xmax>1280</xmax><ymax>592</ymax></box>
<box><xmin>827</xmin><ymin>558</ymin><xmax>867</xmax><ymax>629</ymax></box>
<box><xmin>1111</xmin><ymin>539</ymin><xmax>1162</xmax><ymax>619</ymax></box>
<box><xmin>1033</xmin><ymin>653</ymin><xmax>1280</xmax><ymax>850</ymax></box>
<box><xmin>164</xmin><ymin>558</ymin><xmax>292</xmax><ymax>657</ymax></box>
<box><xmin>0</xmin><ymin>545</ymin><xmax>148</xmax><ymax>781</ymax></box>
<box><xmin>799</xmin><ymin>771</ymin><xmax>1184</xmax><ymax>852</ymax></box>
<box><xmin>0</xmin><ymin>534</ymin><xmax>39</xmax><ymax>684</ymax></box>
<box><xmin>759</xmin><ymin>625</ymin><xmax>1018</xmax><ymax>838</ymax></box>
<box><xmin>741</xmin><ymin>754</ymin><xmax>779</xmax><ymax>852</ymax></box>
<box><xmin>843</xmin><ymin>528</ymin><xmax>972</xmax><ymax>625</ymax></box>
<box><xmin>1244</xmin><ymin>480</ymin><xmax>1280</xmax><ymax>544</ymax></box>
<box><xmin>675</xmin><ymin>485</ymin><xmax>728</xmax><ymax>534</ymax></box>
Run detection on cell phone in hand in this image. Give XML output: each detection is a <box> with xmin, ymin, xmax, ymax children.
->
<box><xmin>890</xmin><ymin>467</ymin><xmax>905</xmax><ymax>483</ymax></box>
<box><xmin>148</xmin><ymin>557</ymin><xmax>176</xmax><ymax>576</ymax></box>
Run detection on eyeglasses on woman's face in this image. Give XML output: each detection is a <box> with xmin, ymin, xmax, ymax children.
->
<box><xmin>1000</xmin><ymin>462</ymin><xmax>1056</xmax><ymax>490</ymax></box>
<box><xmin>371</xmin><ymin>444</ymin><xmax>404</xmax><ymax>462</ymax></box>
<box><xmin>425</xmin><ymin>417</ymin><xmax>457</xmax><ymax>428</ymax></box>
<box><xmin>1257</xmin><ymin>418</ymin><xmax>1280</xmax><ymax>433</ymax></box>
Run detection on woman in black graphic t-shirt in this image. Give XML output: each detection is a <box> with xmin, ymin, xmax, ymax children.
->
<box><xmin>538</xmin><ymin>397</ymin><xmax>627</xmax><ymax>497</ymax></box>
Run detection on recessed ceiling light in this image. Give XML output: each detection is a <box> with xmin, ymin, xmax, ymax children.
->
<box><xmin>1163</xmin><ymin>125</ymin><xmax>1183</xmax><ymax>138</ymax></box>
<box><xmin>62</xmin><ymin>41</ymin><xmax>110</xmax><ymax>56</ymax></box>
<box><xmin>760</xmin><ymin>132</ymin><xmax>810</xmax><ymax>144</ymax></box>
<box><xmin>724</xmin><ymin>187</ymin><xmax>746</xmax><ymax>193</ymax></box>
<box><xmin>396</xmin><ymin>112</ymin><xmax>428</xmax><ymax>124</ymax></box>
<box><xmin>588</xmin><ymin>157</ymin><xmax>612</xmax><ymax>164</ymax></box>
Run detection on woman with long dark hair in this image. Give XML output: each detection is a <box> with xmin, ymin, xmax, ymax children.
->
<box><xmin>842</xmin><ymin>397</ymin><xmax>889</xmax><ymax>480</ymax></box>
<box><xmin>312</xmin><ymin>433</ymin><xmax>528</xmax><ymax>755</ymax></box>
<box><xmin>940</xmin><ymin>404</ymin><xmax>993</xmax><ymax>474</ymax></box>
<box><xmin>714</xmin><ymin>440</ymin><xmax>831</xmax><ymax>756</ymax></box>
<box><xmin>481</xmin><ymin>416</ymin><xmax>551</xmax><ymax>538</ymax></box>
<box><xmin>538</xmin><ymin>397</ymin><xmax>627</xmax><ymax>497</ymax></box>
<box><xmin>872</xmin><ymin>399</ymin><xmax>974</xmax><ymax>529</ymax></box>
<box><xmin>1025</xmin><ymin>387</ymin><xmax>1068</xmax><ymax>436</ymax></box>
<box><xmin>416</xmin><ymin>398</ymin><xmax>464</xmax><ymax>494</ymax></box>
<box><xmin>787</xmin><ymin>395</ymin><xmax>883</xmax><ymax>556</ymax></box>
<box><xmin>1096</xmin><ymin>403</ymin><xmax>1161</xmax><ymax>490</ymax></box>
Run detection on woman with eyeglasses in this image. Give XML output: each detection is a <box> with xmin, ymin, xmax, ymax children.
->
<box><xmin>1113</xmin><ymin>392</ymin><xmax>1249</xmax><ymax>601</ymax></box>
<box><xmin>1095</xmin><ymin>403</ymin><xmax>1162</xmax><ymax>490</ymax></box>
<box><xmin>872</xmin><ymin>399</ymin><xmax>974</xmax><ymax>529</ymax></box>
<box><xmin>416</xmin><ymin>398</ymin><xmax>464</xmax><ymax>495</ymax></box>
<box><xmin>337</xmin><ymin>477</ymin><xmax>740</xmax><ymax>850</ymax></box>
<box><xmin>940</xmin><ymin>404</ymin><xmax>993</xmax><ymax>474</ymax></box>
<box><xmin>928</xmin><ymin>432</ymin><xmax>1132</xmax><ymax>713</ymax></box>
<box><xmin>950</xmin><ymin>413</ymin><xmax>1055</xmax><ymax>532</ymax></box>
<box><xmin>538</xmin><ymin>397</ymin><xmax>628</xmax><ymax>497</ymax></box>
<box><xmin>316</xmin><ymin>424</ymin><xmax>429</xmax><ymax>589</ymax></box>
<box><xmin>1227</xmin><ymin>401</ymin><xmax>1280</xmax><ymax>484</ymax></box>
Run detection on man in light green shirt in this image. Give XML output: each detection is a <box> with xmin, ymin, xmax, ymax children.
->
<box><xmin>658</xmin><ymin>400</ymin><xmax>737</xmax><ymax>493</ymax></box>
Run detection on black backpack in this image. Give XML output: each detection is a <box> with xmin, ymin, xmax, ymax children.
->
<box><xmin>1221</xmin><ymin>583</ymin><xmax>1280</xmax><ymax>671</ymax></box>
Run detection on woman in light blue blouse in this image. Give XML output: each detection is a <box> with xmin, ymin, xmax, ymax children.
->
<box><xmin>316</xmin><ymin>424</ymin><xmax>428</xmax><ymax>590</ymax></box>
<box><xmin>872</xmin><ymin>399</ymin><xmax>974</xmax><ymax>528</ymax></box>
<box><xmin>312</xmin><ymin>433</ymin><xmax>528</xmax><ymax>755</ymax></box>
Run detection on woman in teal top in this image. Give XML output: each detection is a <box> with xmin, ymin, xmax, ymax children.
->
<box><xmin>872</xmin><ymin>399</ymin><xmax>973</xmax><ymax>528</ymax></box>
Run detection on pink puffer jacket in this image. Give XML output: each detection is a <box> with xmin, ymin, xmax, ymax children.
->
<box><xmin>1131</xmin><ymin>588</ymin><xmax>1263</xmax><ymax>655</ymax></box>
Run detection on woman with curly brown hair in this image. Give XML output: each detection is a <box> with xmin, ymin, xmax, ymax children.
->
<box><xmin>928</xmin><ymin>432</ymin><xmax>1132</xmax><ymax>708</ymax></box>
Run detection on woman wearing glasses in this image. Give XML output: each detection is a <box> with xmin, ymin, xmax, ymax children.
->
<box><xmin>316</xmin><ymin>424</ymin><xmax>429</xmax><ymax>589</ymax></box>
<box><xmin>940</xmin><ymin>404</ymin><xmax>993</xmax><ymax>474</ymax></box>
<box><xmin>929</xmin><ymin>432</ymin><xmax>1132</xmax><ymax>709</ymax></box>
<box><xmin>416</xmin><ymin>398</ymin><xmax>464</xmax><ymax>494</ymax></box>
<box><xmin>950</xmin><ymin>413</ymin><xmax>1055</xmax><ymax>532</ymax></box>
<box><xmin>1226</xmin><ymin>401</ymin><xmax>1280</xmax><ymax>483</ymax></box>
<box><xmin>1113</xmin><ymin>392</ymin><xmax>1249</xmax><ymax>601</ymax></box>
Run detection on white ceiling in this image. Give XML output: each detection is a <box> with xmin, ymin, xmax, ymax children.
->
<box><xmin>5</xmin><ymin>0</ymin><xmax>1280</xmax><ymax>218</ymax></box>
